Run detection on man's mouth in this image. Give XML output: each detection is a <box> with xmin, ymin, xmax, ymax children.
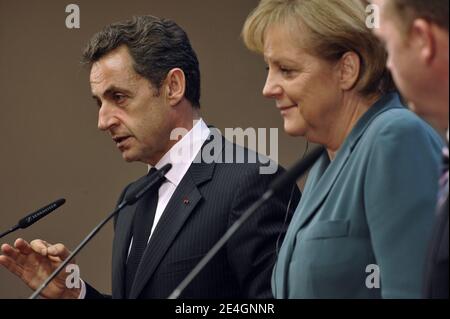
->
<box><xmin>112</xmin><ymin>136</ymin><xmax>131</xmax><ymax>146</ymax></box>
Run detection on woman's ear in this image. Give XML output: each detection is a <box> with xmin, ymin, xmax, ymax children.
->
<box><xmin>164</xmin><ymin>68</ymin><xmax>186</xmax><ymax>106</ymax></box>
<box><xmin>339</xmin><ymin>51</ymin><xmax>361</xmax><ymax>91</ymax></box>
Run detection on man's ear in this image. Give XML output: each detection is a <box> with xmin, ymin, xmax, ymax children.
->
<box><xmin>410</xmin><ymin>19</ymin><xmax>436</xmax><ymax>65</ymax></box>
<box><xmin>164</xmin><ymin>68</ymin><xmax>186</xmax><ymax>106</ymax></box>
<box><xmin>338</xmin><ymin>51</ymin><xmax>361</xmax><ymax>91</ymax></box>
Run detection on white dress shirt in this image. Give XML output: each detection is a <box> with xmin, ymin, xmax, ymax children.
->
<box><xmin>146</xmin><ymin>119</ymin><xmax>210</xmax><ymax>241</ymax></box>
<box><xmin>78</xmin><ymin>119</ymin><xmax>210</xmax><ymax>298</ymax></box>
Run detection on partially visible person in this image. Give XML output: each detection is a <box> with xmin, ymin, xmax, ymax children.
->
<box><xmin>372</xmin><ymin>0</ymin><xmax>449</xmax><ymax>299</ymax></box>
<box><xmin>242</xmin><ymin>0</ymin><xmax>443</xmax><ymax>298</ymax></box>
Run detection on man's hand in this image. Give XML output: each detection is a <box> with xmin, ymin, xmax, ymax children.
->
<box><xmin>0</xmin><ymin>238</ymin><xmax>81</xmax><ymax>299</ymax></box>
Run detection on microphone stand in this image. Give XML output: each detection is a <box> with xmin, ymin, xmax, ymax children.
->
<box><xmin>168</xmin><ymin>189</ymin><xmax>274</xmax><ymax>299</ymax></box>
<box><xmin>168</xmin><ymin>146</ymin><xmax>325</xmax><ymax>299</ymax></box>
<box><xmin>29</xmin><ymin>164</ymin><xmax>172</xmax><ymax>299</ymax></box>
<box><xmin>0</xmin><ymin>226</ymin><xmax>19</xmax><ymax>240</ymax></box>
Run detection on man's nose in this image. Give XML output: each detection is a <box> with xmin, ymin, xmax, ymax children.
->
<box><xmin>97</xmin><ymin>103</ymin><xmax>118</xmax><ymax>131</ymax></box>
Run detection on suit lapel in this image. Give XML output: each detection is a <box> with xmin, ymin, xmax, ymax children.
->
<box><xmin>111</xmin><ymin>177</ymin><xmax>148</xmax><ymax>299</ymax></box>
<box><xmin>129</xmin><ymin>160</ymin><xmax>216</xmax><ymax>298</ymax></box>
<box><xmin>110</xmin><ymin>129</ymin><xmax>224</xmax><ymax>298</ymax></box>
<box><xmin>293</xmin><ymin>148</ymin><xmax>352</xmax><ymax>231</ymax></box>
<box><xmin>111</xmin><ymin>206</ymin><xmax>134</xmax><ymax>299</ymax></box>
<box><xmin>273</xmin><ymin>154</ymin><xmax>331</xmax><ymax>298</ymax></box>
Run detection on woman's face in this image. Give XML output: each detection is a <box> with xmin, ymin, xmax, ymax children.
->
<box><xmin>263</xmin><ymin>24</ymin><xmax>343</xmax><ymax>144</ymax></box>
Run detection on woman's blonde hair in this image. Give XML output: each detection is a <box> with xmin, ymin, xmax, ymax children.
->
<box><xmin>242</xmin><ymin>0</ymin><xmax>395</xmax><ymax>96</ymax></box>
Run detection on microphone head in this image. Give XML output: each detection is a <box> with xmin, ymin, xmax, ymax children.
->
<box><xmin>18</xmin><ymin>198</ymin><xmax>66</xmax><ymax>229</ymax></box>
<box><xmin>159</xmin><ymin>163</ymin><xmax>172</xmax><ymax>175</ymax></box>
<box><xmin>269</xmin><ymin>146</ymin><xmax>325</xmax><ymax>194</ymax></box>
<box><xmin>124</xmin><ymin>163</ymin><xmax>173</xmax><ymax>205</ymax></box>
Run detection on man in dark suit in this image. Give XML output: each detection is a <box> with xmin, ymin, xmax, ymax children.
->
<box><xmin>372</xmin><ymin>0</ymin><xmax>448</xmax><ymax>298</ymax></box>
<box><xmin>0</xmin><ymin>16</ymin><xmax>300</xmax><ymax>299</ymax></box>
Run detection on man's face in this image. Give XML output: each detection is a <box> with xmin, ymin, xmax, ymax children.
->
<box><xmin>372</xmin><ymin>0</ymin><xmax>428</xmax><ymax>113</ymax></box>
<box><xmin>90</xmin><ymin>45</ymin><xmax>173</xmax><ymax>165</ymax></box>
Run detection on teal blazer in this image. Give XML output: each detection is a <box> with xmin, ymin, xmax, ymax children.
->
<box><xmin>273</xmin><ymin>93</ymin><xmax>443</xmax><ymax>299</ymax></box>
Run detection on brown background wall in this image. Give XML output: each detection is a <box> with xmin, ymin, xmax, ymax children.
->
<box><xmin>0</xmin><ymin>0</ymin><xmax>306</xmax><ymax>298</ymax></box>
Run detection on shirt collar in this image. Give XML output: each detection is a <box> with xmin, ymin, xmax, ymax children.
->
<box><xmin>149</xmin><ymin>119</ymin><xmax>210</xmax><ymax>187</ymax></box>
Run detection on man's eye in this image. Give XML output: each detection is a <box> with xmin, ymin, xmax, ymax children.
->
<box><xmin>113</xmin><ymin>94</ymin><xmax>126</xmax><ymax>103</ymax></box>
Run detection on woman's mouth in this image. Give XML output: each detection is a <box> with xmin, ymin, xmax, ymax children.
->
<box><xmin>277</xmin><ymin>105</ymin><xmax>297</xmax><ymax>115</ymax></box>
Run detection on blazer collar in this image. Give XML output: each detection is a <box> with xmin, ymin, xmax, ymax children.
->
<box><xmin>345</xmin><ymin>92</ymin><xmax>404</xmax><ymax>152</ymax></box>
<box><xmin>274</xmin><ymin>93</ymin><xmax>404</xmax><ymax>297</ymax></box>
<box><xmin>127</xmin><ymin>131</ymin><xmax>224</xmax><ymax>298</ymax></box>
<box><xmin>294</xmin><ymin>92</ymin><xmax>404</xmax><ymax>230</ymax></box>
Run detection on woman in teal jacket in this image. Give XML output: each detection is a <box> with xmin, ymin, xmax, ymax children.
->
<box><xmin>242</xmin><ymin>0</ymin><xmax>443</xmax><ymax>298</ymax></box>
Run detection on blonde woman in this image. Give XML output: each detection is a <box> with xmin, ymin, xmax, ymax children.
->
<box><xmin>243</xmin><ymin>0</ymin><xmax>443</xmax><ymax>298</ymax></box>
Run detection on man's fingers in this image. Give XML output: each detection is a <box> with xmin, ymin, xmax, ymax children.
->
<box><xmin>1</xmin><ymin>243</ymin><xmax>21</xmax><ymax>260</ymax></box>
<box><xmin>30</xmin><ymin>239</ymin><xmax>52</xmax><ymax>256</ymax></box>
<box><xmin>14</xmin><ymin>238</ymin><xmax>33</xmax><ymax>255</ymax></box>
<box><xmin>47</xmin><ymin>243</ymin><xmax>71</xmax><ymax>260</ymax></box>
<box><xmin>0</xmin><ymin>255</ymin><xmax>23</xmax><ymax>278</ymax></box>
<box><xmin>0</xmin><ymin>255</ymin><xmax>17</xmax><ymax>271</ymax></box>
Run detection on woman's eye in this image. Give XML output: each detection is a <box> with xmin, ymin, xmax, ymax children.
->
<box><xmin>280</xmin><ymin>67</ymin><xmax>292</xmax><ymax>75</ymax></box>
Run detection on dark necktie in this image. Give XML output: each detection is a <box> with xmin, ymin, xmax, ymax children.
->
<box><xmin>125</xmin><ymin>168</ymin><xmax>166</xmax><ymax>297</ymax></box>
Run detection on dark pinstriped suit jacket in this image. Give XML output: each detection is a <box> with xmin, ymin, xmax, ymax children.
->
<box><xmin>423</xmin><ymin>196</ymin><xmax>449</xmax><ymax>298</ymax></box>
<box><xmin>85</xmin><ymin>132</ymin><xmax>300</xmax><ymax>299</ymax></box>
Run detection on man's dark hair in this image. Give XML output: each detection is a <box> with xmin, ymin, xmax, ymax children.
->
<box><xmin>389</xmin><ymin>0</ymin><xmax>449</xmax><ymax>32</ymax></box>
<box><xmin>82</xmin><ymin>15</ymin><xmax>201</xmax><ymax>108</ymax></box>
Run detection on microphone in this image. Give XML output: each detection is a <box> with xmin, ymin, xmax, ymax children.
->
<box><xmin>0</xmin><ymin>199</ymin><xmax>66</xmax><ymax>239</ymax></box>
<box><xmin>124</xmin><ymin>164</ymin><xmax>172</xmax><ymax>205</ymax></box>
<box><xmin>29</xmin><ymin>163</ymin><xmax>172</xmax><ymax>299</ymax></box>
<box><xmin>269</xmin><ymin>145</ymin><xmax>326</xmax><ymax>194</ymax></box>
<box><xmin>168</xmin><ymin>147</ymin><xmax>325</xmax><ymax>299</ymax></box>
